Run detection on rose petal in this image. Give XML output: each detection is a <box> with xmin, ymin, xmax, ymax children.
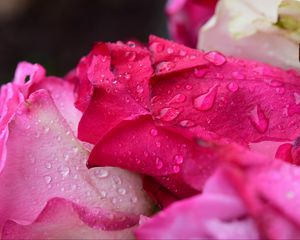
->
<box><xmin>0</xmin><ymin>90</ymin><xmax>152</xmax><ymax>232</ymax></box>
<box><xmin>88</xmin><ymin>116</ymin><xmax>219</xmax><ymax>197</ymax></box>
<box><xmin>149</xmin><ymin>35</ymin><xmax>208</xmax><ymax>76</ymax></box>
<box><xmin>29</xmin><ymin>76</ymin><xmax>82</xmax><ymax>134</ymax></box>
<box><xmin>149</xmin><ymin>37</ymin><xmax>300</xmax><ymax>146</ymax></box>
<box><xmin>2</xmin><ymin>198</ymin><xmax>135</xmax><ymax>240</ymax></box>
<box><xmin>77</xmin><ymin>42</ymin><xmax>152</xmax><ymax>144</ymax></box>
<box><xmin>135</xmin><ymin>170</ymin><xmax>258</xmax><ymax>239</ymax></box>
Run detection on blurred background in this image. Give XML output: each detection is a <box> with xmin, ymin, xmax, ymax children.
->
<box><xmin>0</xmin><ymin>0</ymin><xmax>168</xmax><ymax>83</ymax></box>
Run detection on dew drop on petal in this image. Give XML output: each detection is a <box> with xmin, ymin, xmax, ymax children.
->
<box><xmin>194</xmin><ymin>68</ymin><xmax>207</xmax><ymax>78</ymax></box>
<box><xmin>45</xmin><ymin>162</ymin><xmax>52</xmax><ymax>169</ymax></box>
<box><xmin>118</xmin><ymin>188</ymin><xmax>127</xmax><ymax>195</ymax></box>
<box><xmin>179</xmin><ymin>120</ymin><xmax>195</xmax><ymax>128</ymax></box>
<box><xmin>131</xmin><ymin>196</ymin><xmax>138</xmax><ymax>203</ymax></box>
<box><xmin>173</xmin><ymin>165</ymin><xmax>180</xmax><ymax>173</ymax></box>
<box><xmin>294</xmin><ymin>92</ymin><xmax>300</xmax><ymax>105</ymax></box>
<box><xmin>58</xmin><ymin>165</ymin><xmax>70</xmax><ymax>177</ymax></box>
<box><xmin>232</xmin><ymin>71</ymin><xmax>245</xmax><ymax>80</ymax></box>
<box><xmin>174</xmin><ymin>155</ymin><xmax>184</xmax><ymax>164</ymax></box>
<box><xmin>158</xmin><ymin>107</ymin><xmax>181</xmax><ymax>121</ymax></box>
<box><xmin>150</xmin><ymin>128</ymin><xmax>158</xmax><ymax>136</ymax></box>
<box><xmin>125</xmin><ymin>51</ymin><xmax>137</xmax><ymax>61</ymax></box>
<box><xmin>95</xmin><ymin>169</ymin><xmax>109</xmax><ymax>178</ymax></box>
<box><xmin>155</xmin><ymin>61</ymin><xmax>175</xmax><ymax>73</ymax></box>
<box><xmin>227</xmin><ymin>82</ymin><xmax>239</xmax><ymax>92</ymax></box>
<box><xmin>193</xmin><ymin>85</ymin><xmax>218</xmax><ymax>111</ymax></box>
<box><xmin>44</xmin><ymin>175</ymin><xmax>52</xmax><ymax>184</ymax></box>
<box><xmin>179</xmin><ymin>50</ymin><xmax>187</xmax><ymax>57</ymax></box>
<box><xmin>136</xmin><ymin>85</ymin><xmax>144</xmax><ymax>94</ymax></box>
<box><xmin>155</xmin><ymin>157</ymin><xmax>163</xmax><ymax>169</ymax></box>
<box><xmin>169</xmin><ymin>94</ymin><xmax>187</xmax><ymax>104</ymax></box>
<box><xmin>249</xmin><ymin>105</ymin><xmax>269</xmax><ymax>133</ymax></box>
<box><xmin>185</xmin><ymin>84</ymin><xmax>193</xmax><ymax>90</ymax></box>
<box><xmin>149</xmin><ymin>42</ymin><xmax>164</xmax><ymax>53</ymax></box>
<box><xmin>167</xmin><ymin>47</ymin><xmax>174</xmax><ymax>54</ymax></box>
<box><xmin>204</xmin><ymin>51</ymin><xmax>226</xmax><ymax>66</ymax></box>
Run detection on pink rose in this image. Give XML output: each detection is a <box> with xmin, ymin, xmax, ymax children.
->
<box><xmin>166</xmin><ymin>0</ymin><xmax>218</xmax><ymax>48</ymax></box>
<box><xmin>82</xmin><ymin>36</ymin><xmax>300</xmax><ymax>201</ymax></box>
<box><xmin>0</xmin><ymin>62</ymin><xmax>153</xmax><ymax>239</ymax></box>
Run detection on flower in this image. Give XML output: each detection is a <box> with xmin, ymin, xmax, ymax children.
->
<box><xmin>0</xmin><ymin>62</ymin><xmax>153</xmax><ymax>239</ymax></box>
<box><xmin>199</xmin><ymin>0</ymin><xmax>300</xmax><ymax>70</ymax></box>
<box><xmin>166</xmin><ymin>0</ymin><xmax>218</xmax><ymax>47</ymax></box>
<box><xmin>78</xmin><ymin>36</ymin><xmax>300</xmax><ymax>203</ymax></box>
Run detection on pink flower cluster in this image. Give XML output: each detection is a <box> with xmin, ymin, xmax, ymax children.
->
<box><xmin>1</xmin><ymin>2</ymin><xmax>300</xmax><ymax>238</ymax></box>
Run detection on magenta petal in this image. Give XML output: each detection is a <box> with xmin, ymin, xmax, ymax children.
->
<box><xmin>0</xmin><ymin>90</ymin><xmax>152</xmax><ymax>232</ymax></box>
<box><xmin>77</xmin><ymin>42</ymin><xmax>153</xmax><ymax>143</ymax></box>
<box><xmin>88</xmin><ymin>116</ymin><xmax>219</xmax><ymax>197</ymax></box>
<box><xmin>2</xmin><ymin>198</ymin><xmax>136</xmax><ymax>240</ymax></box>
<box><xmin>135</xmin><ymin>170</ymin><xmax>258</xmax><ymax>239</ymax></box>
<box><xmin>149</xmin><ymin>35</ymin><xmax>208</xmax><ymax>76</ymax></box>
<box><xmin>150</xmin><ymin>38</ymin><xmax>300</xmax><ymax>145</ymax></box>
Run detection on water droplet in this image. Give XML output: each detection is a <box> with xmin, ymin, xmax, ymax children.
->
<box><xmin>131</xmin><ymin>196</ymin><xmax>138</xmax><ymax>203</ymax></box>
<box><xmin>169</xmin><ymin>94</ymin><xmax>186</xmax><ymax>104</ymax></box>
<box><xmin>100</xmin><ymin>191</ymin><xmax>107</xmax><ymax>198</ymax></box>
<box><xmin>232</xmin><ymin>71</ymin><xmax>245</xmax><ymax>80</ymax></box>
<box><xmin>194</xmin><ymin>68</ymin><xmax>207</xmax><ymax>78</ymax></box>
<box><xmin>72</xmin><ymin>146</ymin><xmax>79</xmax><ymax>154</ymax></box>
<box><xmin>185</xmin><ymin>84</ymin><xmax>193</xmax><ymax>90</ymax></box>
<box><xmin>173</xmin><ymin>165</ymin><xmax>180</xmax><ymax>173</ymax></box>
<box><xmin>111</xmin><ymin>198</ymin><xmax>117</xmax><ymax>204</ymax></box>
<box><xmin>155</xmin><ymin>157</ymin><xmax>163</xmax><ymax>169</ymax></box>
<box><xmin>227</xmin><ymin>82</ymin><xmax>239</xmax><ymax>92</ymax></box>
<box><xmin>150</xmin><ymin>42</ymin><xmax>164</xmax><ymax>53</ymax></box>
<box><xmin>193</xmin><ymin>85</ymin><xmax>218</xmax><ymax>111</ymax></box>
<box><xmin>70</xmin><ymin>184</ymin><xmax>77</xmax><ymax>191</ymax></box>
<box><xmin>64</xmin><ymin>154</ymin><xmax>70</xmax><ymax>161</ymax></box>
<box><xmin>158</xmin><ymin>107</ymin><xmax>181</xmax><ymax>121</ymax></box>
<box><xmin>113</xmin><ymin>176</ymin><xmax>122</xmax><ymax>185</ymax></box>
<box><xmin>125</xmin><ymin>51</ymin><xmax>136</xmax><ymax>61</ymax></box>
<box><xmin>174</xmin><ymin>155</ymin><xmax>184</xmax><ymax>164</ymax></box>
<box><xmin>179</xmin><ymin>50</ymin><xmax>187</xmax><ymax>57</ymax></box>
<box><xmin>95</xmin><ymin>169</ymin><xmax>109</xmax><ymax>178</ymax></box>
<box><xmin>56</xmin><ymin>136</ymin><xmax>61</xmax><ymax>142</ymax></box>
<box><xmin>136</xmin><ymin>85</ymin><xmax>144</xmax><ymax>94</ymax></box>
<box><xmin>44</xmin><ymin>175</ymin><xmax>52</xmax><ymax>184</ymax></box>
<box><xmin>118</xmin><ymin>188</ymin><xmax>127</xmax><ymax>195</ymax></box>
<box><xmin>155</xmin><ymin>141</ymin><xmax>161</xmax><ymax>148</ymax></box>
<box><xmin>294</xmin><ymin>92</ymin><xmax>300</xmax><ymax>105</ymax></box>
<box><xmin>276</xmin><ymin>87</ymin><xmax>285</xmax><ymax>94</ymax></box>
<box><xmin>155</xmin><ymin>61</ymin><xmax>175</xmax><ymax>73</ymax></box>
<box><xmin>44</xmin><ymin>127</ymin><xmax>50</xmax><ymax>133</ymax></box>
<box><xmin>150</xmin><ymin>128</ymin><xmax>158</xmax><ymax>136</ymax></box>
<box><xmin>58</xmin><ymin>165</ymin><xmax>70</xmax><ymax>177</ymax></box>
<box><xmin>66</xmin><ymin>131</ymin><xmax>71</xmax><ymax>136</ymax></box>
<box><xmin>189</xmin><ymin>54</ymin><xmax>196</xmax><ymax>60</ymax></box>
<box><xmin>179</xmin><ymin>120</ymin><xmax>195</xmax><ymax>127</ymax></box>
<box><xmin>143</xmin><ymin>151</ymin><xmax>149</xmax><ymax>157</ymax></box>
<box><xmin>123</xmin><ymin>72</ymin><xmax>131</xmax><ymax>80</ymax></box>
<box><xmin>249</xmin><ymin>105</ymin><xmax>269</xmax><ymax>133</ymax></box>
<box><xmin>204</xmin><ymin>51</ymin><xmax>226</xmax><ymax>66</ymax></box>
<box><xmin>45</xmin><ymin>162</ymin><xmax>52</xmax><ymax>169</ymax></box>
<box><xmin>167</xmin><ymin>47</ymin><xmax>174</xmax><ymax>54</ymax></box>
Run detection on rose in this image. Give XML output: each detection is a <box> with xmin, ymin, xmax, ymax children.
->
<box><xmin>72</xmin><ymin>33</ymin><xmax>300</xmax><ymax>223</ymax></box>
<box><xmin>75</xmin><ymin>36</ymin><xmax>300</xmax><ymax>238</ymax></box>
<box><xmin>2</xmin><ymin>35</ymin><xmax>300</xmax><ymax>239</ymax></box>
<box><xmin>166</xmin><ymin>0</ymin><xmax>218</xmax><ymax>47</ymax></box>
<box><xmin>0</xmin><ymin>62</ymin><xmax>153</xmax><ymax>239</ymax></box>
<box><xmin>199</xmin><ymin>0</ymin><xmax>300</xmax><ymax>70</ymax></box>
<box><xmin>167</xmin><ymin>0</ymin><xmax>300</xmax><ymax>70</ymax></box>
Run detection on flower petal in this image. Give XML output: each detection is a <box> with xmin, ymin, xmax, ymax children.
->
<box><xmin>0</xmin><ymin>90</ymin><xmax>152</xmax><ymax>232</ymax></box>
<box><xmin>2</xmin><ymin>198</ymin><xmax>135</xmax><ymax>240</ymax></box>
<box><xmin>77</xmin><ymin>42</ymin><xmax>152</xmax><ymax>144</ymax></box>
<box><xmin>150</xmin><ymin>37</ymin><xmax>300</xmax><ymax>147</ymax></box>
<box><xmin>88</xmin><ymin>116</ymin><xmax>218</xmax><ymax>197</ymax></box>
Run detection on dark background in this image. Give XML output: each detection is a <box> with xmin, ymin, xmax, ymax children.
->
<box><xmin>0</xmin><ymin>0</ymin><xmax>168</xmax><ymax>83</ymax></box>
